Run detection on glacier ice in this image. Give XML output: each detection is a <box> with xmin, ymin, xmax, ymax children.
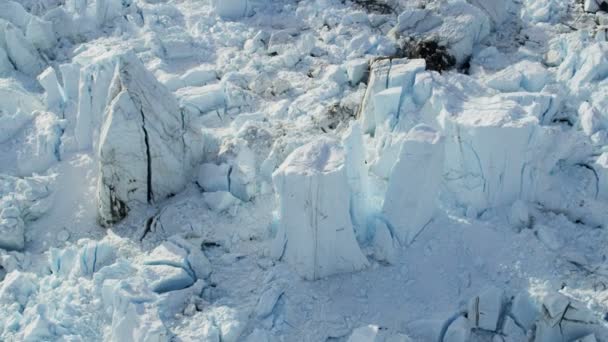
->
<box><xmin>272</xmin><ymin>138</ymin><xmax>368</xmax><ymax>280</ymax></box>
<box><xmin>467</xmin><ymin>287</ymin><xmax>504</xmax><ymax>332</ymax></box>
<box><xmin>16</xmin><ymin>111</ymin><xmax>65</xmax><ymax>176</ymax></box>
<box><xmin>0</xmin><ymin>174</ymin><xmax>54</xmax><ymax>250</ymax></box>
<box><xmin>359</xmin><ymin>58</ymin><xmax>426</xmax><ymax>134</ymax></box>
<box><xmin>381</xmin><ymin>125</ymin><xmax>444</xmax><ymax>245</ymax></box>
<box><xmin>97</xmin><ymin>52</ymin><xmax>194</xmax><ymax>225</ymax></box>
<box><xmin>389</xmin><ymin>2</ymin><xmax>491</xmax><ymax>65</ymax></box>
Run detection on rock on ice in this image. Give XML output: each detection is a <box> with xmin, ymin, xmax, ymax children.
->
<box><xmin>272</xmin><ymin>138</ymin><xmax>368</xmax><ymax>280</ymax></box>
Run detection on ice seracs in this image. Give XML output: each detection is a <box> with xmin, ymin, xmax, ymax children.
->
<box><xmin>272</xmin><ymin>138</ymin><xmax>368</xmax><ymax>280</ymax></box>
<box><xmin>97</xmin><ymin>52</ymin><xmax>194</xmax><ymax>225</ymax></box>
<box><xmin>381</xmin><ymin>125</ymin><xmax>444</xmax><ymax>245</ymax></box>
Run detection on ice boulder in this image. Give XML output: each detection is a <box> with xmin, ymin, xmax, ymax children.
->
<box><xmin>486</xmin><ymin>61</ymin><xmax>549</xmax><ymax>93</ymax></box>
<box><xmin>442</xmin><ymin>95</ymin><xmax>539</xmax><ymax>212</ymax></box>
<box><xmin>272</xmin><ymin>139</ymin><xmax>368</xmax><ymax>280</ymax></box>
<box><xmin>97</xmin><ymin>52</ymin><xmax>190</xmax><ymax>225</ymax></box>
<box><xmin>382</xmin><ymin>125</ymin><xmax>444</xmax><ymax>245</ymax></box>
<box><xmin>213</xmin><ymin>0</ymin><xmax>252</xmax><ymax>20</ymax></box>
<box><xmin>104</xmin><ymin>279</ymin><xmax>170</xmax><ymax>342</ymax></box>
<box><xmin>197</xmin><ymin>163</ymin><xmax>230</xmax><ymax>192</ymax></box>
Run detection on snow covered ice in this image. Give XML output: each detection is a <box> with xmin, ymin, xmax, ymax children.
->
<box><xmin>2</xmin><ymin>0</ymin><xmax>608</xmax><ymax>340</ymax></box>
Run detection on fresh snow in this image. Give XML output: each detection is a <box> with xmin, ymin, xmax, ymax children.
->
<box><xmin>1</xmin><ymin>0</ymin><xmax>608</xmax><ymax>341</ymax></box>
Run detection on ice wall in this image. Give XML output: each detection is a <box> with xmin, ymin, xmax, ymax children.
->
<box><xmin>382</xmin><ymin>125</ymin><xmax>444</xmax><ymax>245</ymax></box>
<box><xmin>272</xmin><ymin>139</ymin><xmax>368</xmax><ymax>280</ymax></box>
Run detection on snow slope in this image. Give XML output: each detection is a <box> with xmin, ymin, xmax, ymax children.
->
<box><xmin>1</xmin><ymin>0</ymin><xmax>608</xmax><ymax>341</ymax></box>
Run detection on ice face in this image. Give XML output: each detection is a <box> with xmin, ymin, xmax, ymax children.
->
<box><xmin>272</xmin><ymin>138</ymin><xmax>368</xmax><ymax>280</ymax></box>
<box><xmin>381</xmin><ymin>125</ymin><xmax>444</xmax><ymax>245</ymax></box>
<box><xmin>97</xmin><ymin>52</ymin><xmax>192</xmax><ymax>225</ymax></box>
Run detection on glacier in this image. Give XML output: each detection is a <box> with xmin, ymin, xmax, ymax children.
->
<box><xmin>1</xmin><ymin>0</ymin><xmax>608</xmax><ymax>341</ymax></box>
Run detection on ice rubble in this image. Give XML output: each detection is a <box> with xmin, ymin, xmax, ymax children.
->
<box><xmin>431</xmin><ymin>287</ymin><xmax>604</xmax><ymax>342</ymax></box>
<box><xmin>3</xmin><ymin>0</ymin><xmax>608</xmax><ymax>340</ymax></box>
<box><xmin>1</xmin><ymin>232</ymin><xmax>212</xmax><ymax>341</ymax></box>
<box><xmin>0</xmin><ymin>175</ymin><xmax>54</xmax><ymax>250</ymax></box>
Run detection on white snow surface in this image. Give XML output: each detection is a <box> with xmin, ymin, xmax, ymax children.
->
<box><xmin>1</xmin><ymin>0</ymin><xmax>608</xmax><ymax>341</ymax></box>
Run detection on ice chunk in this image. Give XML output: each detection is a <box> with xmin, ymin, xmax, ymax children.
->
<box><xmin>145</xmin><ymin>242</ymin><xmax>190</xmax><ymax>270</ymax></box>
<box><xmin>579</xmin><ymin>102</ymin><xmax>603</xmax><ymax>136</ymax></box>
<box><xmin>443</xmin><ymin>316</ymin><xmax>470</xmax><ymax>342</ymax></box>
<box><xmin>0</xmin><ymin>175</ymin><xmax>54</xmax><ymax>250</ymax></box>
<box><xmin>510</xmin><ymin>291</ymin><xmax>538</xmax><ymax>331</ymax></box>
<box><xmin>213</xmin><ymin>0</ymin><xmax>251</xmax><ymax>20</ymax></box>
<box><xmin>3</xmin><ymin>23</ymin><xmax>45</xmax><ymax>76</ymax></box>
<box><xmin>17</xmin><ymin>111</ymin><xmax>64</xmax><ymax>176</ymax></box>
<box><xmin>37</xmin><ymin>68</ymin><xmax>63</xmax><ymax>110</ymax></box>
<box><xmin>0</xmin><ymin>271</ymin><xmax>38</xmax><ymax>307</ymax></box>
<box><xmin>255</xmin><ymin>285</ymin><xmax>284</xmax><ymax>318</ymax></box>
<box><xmin>25</xmin><ymin>16</ymin><xmax>56</xmax><ymax>53</ymax></box>
<box><xmin>272</xmin><ymin>139</ymin><xmax>368</xmax><ymax>280</ymax></box>
<box><xmin>167</xmin><ymin>236</ymin><xmax>212</xmax><ymax>279</ymax></box>
<box><xmin>106</xmin><ymin>279</ymin><xmax>169</xmax><ymax>342</ymax></box>
<box><xmin>178</xmin><ymin>84</ymin><xmax>226</xmax><ymax>114</ymax></box>
<box><xmin>585</xmin><ymin>0</ymin><xmax>608</xmax><ymax>13</ymax></box>
<box><xmin>374</xmin><ymin>87</ymin><xmax>402</xmax><ymax>127</ymax></box>
<box><xmin>342</xmin><ymin>123</ymin><xmax>370</xmax><ymax>240</ymax></box>
<box><xmin>197</xmin><ymin>163</ymin><xmax>230</xmax><ymax>192</ymax></box>
<box><xmin>534</xmin><ymin>293</ymin><xmax>599</xmax><ymax>342</ymax></box>
<box><xmin>501</xmin><ymin>316</ymin><xmax>526</xmax><ymax>342</ymax></box>
<box><xmin>0</xmin><ymin>1</ymin><xmax>31</xmax><ymax>31</ymax></box>
<box><xmin>521</xmin><ymin>0</ymin><xmax>569</xmax><ymax>23</ymax></box>
<box><xmin>75</xmin><ymin>51</ymin><xmax>117</xmax><ymax>150</ymax></box>
<box><xmin>508</xmin><ymin>200</ymin><xmax>530</xmax><ymax>228</ymax></box>
<box><xmin>371</xmin><ymin>218</ymin><xmax>398</xmax><ymax>264</ymax></box>
<box><xmin>558</xmin><ymin>42</ymin><xmax>608</xmax><ymax>96</ymax></box>
<box><xmin>486</xmin><ymin>61</ymin><xmax>549</xmax><ymax>92</ymax></box>
<box><xmin>180</xmin><ymin>66</ymin><xmax>217</xmax><ymax>89</ymax></box>
<box><xmin>203</xmin><ymin>191</ymin><xmax>239</xmax><ymax>213</ymax></box>
<box><xmin>442</xmin><ymin>96</ymin><xmax>538</xmax><ymax>211</ymax></box>
<box><xmin>360</xmin><ymin>58</ymin><xmax>426</xmax><ymax>134</ymax></box>
<box><xmin>0</xmin><ymin>204</ymin><xmax>25</xmax><ymax>251</ymax></box>
<box><xmin>348</xmin><ymin>325</ymin><xmax>380</xmax><ymax>342</ymax></box>
<box><xmin>382</xmin><ymin>125</ymin><xmax>444</xmax><ymax>245</ymax></box>
<box><xmin>97</xmin><ymin>52</ymin><xmax>191</xmax><ymax>225</ymax></box>
<box><xmin>142</xmin><ymin>265</ymin><xmax>194</xmax><ymax>294</ymax></box>
<box><xmin>467</xmin><ymin>287</ymin><xmax>504</xmax><ymax>332</ymax></box>
<box><xmin>22</xmin><ymin>306</ymin><xmax>54</xmax><ymax>342</ymax></box>
<box><xmin>345</xmin><ymin>59</ymin><xmax>369</xmax><ymax>86</ymax></box>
